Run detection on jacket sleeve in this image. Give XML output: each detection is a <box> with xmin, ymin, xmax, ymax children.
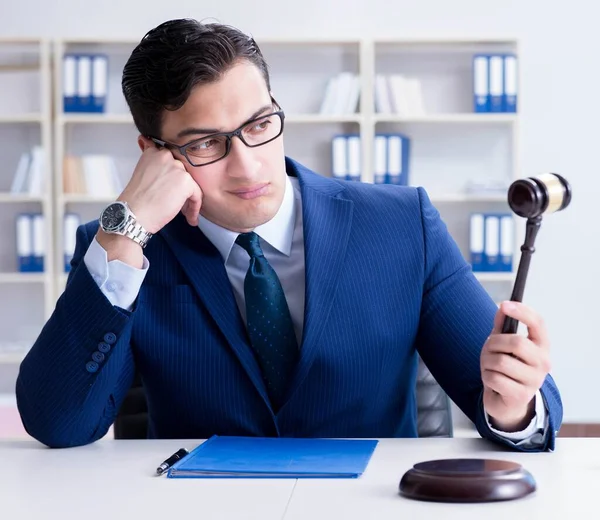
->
<box><xmin>16</xmin><ymin>222</ymin><xmax>138</xmax><ymax>448</ymax></box>
<box><xmin>413</xmin><ymin>187</ymin><xmax>563</xmax><ymax>452</ymax></box>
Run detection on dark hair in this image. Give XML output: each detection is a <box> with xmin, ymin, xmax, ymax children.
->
<box><xmin>122</xmin><ymin>18</ymin><xmax>271</xmax><ymax>137</ymax></box>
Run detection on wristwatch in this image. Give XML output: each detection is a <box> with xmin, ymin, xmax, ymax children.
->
<box><xmin>99</xmin><ymin>201</ymin><xmax>153</xmax><ymax>248</ymax></box>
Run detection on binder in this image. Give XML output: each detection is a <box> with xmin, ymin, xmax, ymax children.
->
<box><xmin>473</xmin><ymin>55</ymin><xmax>489</xmax><ymax>113</ymax></box>
<box><xmin>15</xmin><ymin>214</ymin><xmax>33</xmax><ymax>273</ymax></box>
<box><xmin>77</xmin><ymin>55</ymin><xmax>92</xmax><ymax>112</ymax></box>
<box><xmin>167</xmin><ymin>436</ymin><xmax>378</xmax><ymax>479</ymax></box>
<box><xmin>387</xmin><ymin>134</ymin><xmax>410</xmax><ymax>186</ymax></box>
<box><xmin>92</xmin><ymin>54</ymin><xmax>108</xmax><ymax>113</ymax></box>
<box><xmin>500</xmin><ymin>215</ymin><xmax>514</xmax><ymax>271</ymax></box>
<box><xmin>63</xmin><ymin>54</ymin><xmax>78</xmax><ymax>112</ymax></box>
<box><xmin>331</xmin><ymin>135</ymin><xmax>348</xmax><ymax>181</ymax></box>
<box><xmin>31</xmin><ymin>214</ymin><xmax>45</xmax><ymax>273</ymax></box>
<box><xmin>346</xmin><ymin>134</ymin><xmax>361</xmax><ymax>181</ymax></box>
<box><xmin>489</xmin><ymin>55</ymin><xmax>504</xmax><ymax>113</ymax></box>
<box><xmin>470</xmin><ymin>213</ymin><xmax>485</xmax><ymax>271</ymax></box>
<box><xmin>484</xmin><ymin>215</ymin><xmax>500</xmax><ymax>270</ymax></box>
<box><xmin>503</xmin><ymin>54</ymin><xmax>518</xmax><ymax>113</ymax></box>
<box><xmin>373</xmin><ymin>134</ymin><xmax>387</xmax><ymax>184</ymax></box>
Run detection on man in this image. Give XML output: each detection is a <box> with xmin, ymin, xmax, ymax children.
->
<box><xmin>16</xmin><ymin>19</ymin><xmax>561</xmax><ymax>449</ymax></box>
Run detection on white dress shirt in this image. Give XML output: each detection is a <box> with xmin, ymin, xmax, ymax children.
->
<box><xmin>84</xmin><ymin>175</ymin><xmax>547</xmax><ymax>446</ymax></box>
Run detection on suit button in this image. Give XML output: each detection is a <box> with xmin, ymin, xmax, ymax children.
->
<box><xmin>92</xmin><ymin>351</ymin><xmax>105</xmax><ymax>363</ymax></box>
<box><xmin>104</xmin><ymin>332</ymin><xmax>117</xmax><ymax>345</ymax></box>
<box><xmin>86</xmin><ymin>361</ymin><xmax>99</xmax><ymax>373</ymax></box>
<box><xmin>98</xmin><ymin>342</ymin><xmax>111</xmax><ymax>353</ymax></box>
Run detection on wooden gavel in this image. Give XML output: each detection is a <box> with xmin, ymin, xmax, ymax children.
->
<box><xmin>502</xmin><ymin>173</ymin><xmax>572</xmax><ymax>334</ymax></box>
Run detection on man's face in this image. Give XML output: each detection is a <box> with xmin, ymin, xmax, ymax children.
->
<box><xmin>160</xmin><ymin>60</ymin><xmax>287</xmax><ymax>233</ymax></box>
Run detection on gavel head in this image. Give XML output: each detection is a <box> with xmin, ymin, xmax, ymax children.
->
<box><xmin>507</xmin><ymin>173</ymin><xmax>572</xmax><ymax>218</ymax></box>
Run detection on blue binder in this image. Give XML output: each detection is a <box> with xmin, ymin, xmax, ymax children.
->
<box><xmin>387</xmin><ymin>133</ymin><xmax>410</xmax><ymax>186</ymax></box>
<box><xmin>473</xmin><ymin>54</ymin><xmax>490</xmax><ymax>113</ymax></box>
<box><xmin>489</xmin><ymin>55</ymin><xmax>504</xmax><ymax>113</ymax></box>
<box><xmin>503</xmin><ymin>54</ymin><xmax>518</xmax><ymax>113</ymax></box>
<box><xmin>166</xmin><ymin>436</ymin><xmax>378</xmax><ymax>478</ymax></box>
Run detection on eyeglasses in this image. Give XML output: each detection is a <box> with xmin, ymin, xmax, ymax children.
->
<box><xmin>149</xmin><ymin>109</ymin><xmax>285</xmax><ymax>167</ymax></box>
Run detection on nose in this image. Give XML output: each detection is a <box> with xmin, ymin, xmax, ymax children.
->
<box><xmin>225</xmin><ymin>136</ymin><xmax>261</xmax><ymax>180</ymax></box>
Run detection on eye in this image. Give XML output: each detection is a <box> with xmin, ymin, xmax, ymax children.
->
<box><xmin>188</xmin><ymin>139</ymin><xmax>217</xmax><ymax>153</ymax></box>
<box><xmin>250</xmin><ymin>118</ymin><xmax>271</xmax><ymax>132</ymax></box>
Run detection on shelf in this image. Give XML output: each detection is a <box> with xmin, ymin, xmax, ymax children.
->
<box><xmin>62</xmin><ymin>194</ymin><xmax>115</xmax><ymax>204</ymax></box>
<box><xmin>429</xmin><ymin>194</ymin><xmax>508</xmax><ymax>203</ymax></box>
<box><xmin>0</xmin><ymin>114</ymin><xmax>43</xmax><ymax>123</ymax></box>
<box><xmin>374</xmin><ymin>114</ymin><xmax>517</xmax><ymax>124</ymax></box>
<box><xmin>59</xmin><ymin>113</ymin><xmax>133</xmax><ymax>124</ymax></box>
<box><xmin>474</xmin><ymin>272</ymin><xmax>514</xmax><ymax>282</ymax></box>
<box><xmin>287</xmin><ymin>114</ymin><xmax>362</xmax><ymax>124</ymax></box>
<box><xmin>0</xmin><ymin>194</ymin><xmax>46</xmax><ymax>203</ymax></box>
<box><xmin>58</xmin><ymin>113</ymin><xmax>362</xmax><ymax>125</ymax></box>
<box><xmin>0</xmin><ymin>273</ymin><xmax>47</xmax><ymax>284</ymax></box>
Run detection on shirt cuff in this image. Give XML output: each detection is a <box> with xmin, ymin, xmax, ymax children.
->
<box><xmin>83</xmin><ymin>235</ymin><xmax>149</xmax><ymax>311</ymax></box>
<box><xmin>485</xmin><ymin>389</ymin><xmax>547</xmax><ymax>443</ymax></box>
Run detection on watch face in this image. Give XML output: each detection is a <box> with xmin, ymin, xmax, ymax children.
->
<box><xmin>101</xmin><ymin>202</ymin><xmax>127</xmax><ymax>232</ymax></box>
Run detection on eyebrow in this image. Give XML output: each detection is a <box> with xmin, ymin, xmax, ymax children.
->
<box><xmin>176</xmin><ymin>104</ymin><xmax>275</xmax><ymax>140</ymax></box>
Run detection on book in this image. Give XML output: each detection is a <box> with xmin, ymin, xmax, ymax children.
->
<box><xmin>166</xmin><ymin>435</ymin><xmax>378</xmax><ymax>479</ymax></box>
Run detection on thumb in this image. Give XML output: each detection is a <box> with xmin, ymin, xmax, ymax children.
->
<box><xmin>491</xmin><ymin>302</ymin><xmax>508</xmax><ymax>334</ymax></box>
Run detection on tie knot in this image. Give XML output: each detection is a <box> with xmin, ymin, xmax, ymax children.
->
<box><xmin>236</xmin><ymin>232</ymin><xmax>264</xmax><ymax>259</ymax></box>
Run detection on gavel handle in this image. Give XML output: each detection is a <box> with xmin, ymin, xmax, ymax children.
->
<box><xmin>502</xmin><ymin>216</ymin><xmax>542</xmax><ymax>334</ymax></box>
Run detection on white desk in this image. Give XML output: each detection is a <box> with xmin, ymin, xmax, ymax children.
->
<box><xmin>0</xmin><ymin>439</ymin><xmax>295</xmax><ymax>520</ymax></box>
<box><xmin>2</xmin><ymin>437</ymin><xmax>597</xmax><ymax>519</ymax></box>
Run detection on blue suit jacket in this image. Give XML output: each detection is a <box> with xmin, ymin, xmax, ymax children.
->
<box><xmin>16</xmin><ymin>157</ymin><xmax>562</xmax><ymax>449</ymax></box>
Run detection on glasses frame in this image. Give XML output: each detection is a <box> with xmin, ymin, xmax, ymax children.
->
<box><xmin>148</xmin><ymin>104</ymin><xmax>285</xmax><ymax>168</ymax></box>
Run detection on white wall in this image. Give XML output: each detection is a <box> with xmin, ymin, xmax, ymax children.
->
<box><xmin>0</xmin><ymin>0</ymin><xmax>597</xmax><ymax>422</ymax></box>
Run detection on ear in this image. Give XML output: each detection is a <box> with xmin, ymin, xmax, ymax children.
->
<box><xmin>138</xmin><ymin>135</ymin><xmax>155</xmax><ymax>152</ymax></box>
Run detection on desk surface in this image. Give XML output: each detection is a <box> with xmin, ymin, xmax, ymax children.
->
<box><xmin>2</xmin><ymin>437</ymin><xmax>597</xmax><ymax>519</ymax></box>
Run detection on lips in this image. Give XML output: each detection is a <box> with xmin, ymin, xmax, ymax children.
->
<box><xmin>230</xmin><ymin>183</ymin><xmax>269</xmax><ymax>200</ymax></box>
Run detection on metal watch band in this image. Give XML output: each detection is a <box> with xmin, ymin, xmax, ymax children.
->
<box><xmin>122</xmin><ymin>215</ymin><xmax>153</xmax><ymax>248</ymax></box>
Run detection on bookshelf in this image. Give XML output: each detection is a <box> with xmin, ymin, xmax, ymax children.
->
<box><xmin>369</xmin><ymin>38</ymin><xmax>521</xmax><ymax>300</ymax></box>
<box><xmin>43</xmin><ymin>35</ymin><xmax>519</xmax><ymax>344</ymax></box>
<box><xmin>0</xmin><ymin>39</ymin><xmax>53</xmax><ymax>369</ymax></box>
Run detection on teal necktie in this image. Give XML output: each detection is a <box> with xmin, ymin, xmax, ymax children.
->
<box><xmin>235</xmin><ymin>232</ymin><xmax>298</xmax><ymax>411</ymax></box>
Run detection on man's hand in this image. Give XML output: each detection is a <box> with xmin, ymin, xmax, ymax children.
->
<box><xmin>119</xmin><ymin>137</ymin><xmax>203</xmax><ymax>233</ymax></box>
<box><xmin>481</xmin><ymin>301</ymin><xmax>552</xmax><ymax>432</ymax></box>
<box><xmin>96</xmin><ymin>137</ymin><xmax>203</xmax><ymax>268</ymax></box>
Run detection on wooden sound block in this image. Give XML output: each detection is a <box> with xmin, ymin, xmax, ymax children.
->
<box><xmin>399</xmin><ymin>458</ymin><xmax>536</xmax><ymax>503</ymax></box>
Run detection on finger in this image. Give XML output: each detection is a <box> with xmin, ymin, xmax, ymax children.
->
<box><xmin>484</xmin><ymin>335</ymin><xmax>542</xmax><ymax>367</ymax></box>
<box><xmin>181</xmin><ymin>199</ymin><xmax>190</xmax><ymax>219</ymax></box>
<box><xmin>491</xmin><ymin>304</ymin><xmax>506</xmax><ymax>334</ymax></box>
<box><xmin>499</xmin><ymin>301</ymin><xmax>549</xmax><ymax>347</ymax></box>
<box><xmin>481</xmin><ymin>351</ymin><xmax>538</xmax><ymax>386</ymax></box>
<box><xmin>482</xmin><ymin>368</ymin><xmax>531</xmax><ymax>403</ymax></box>
<box><xmin>173</xmin><ymin>158</ymin><xmax>188</xmax><ymax>173</ymax></box>
<box><xmin>183</xmin><ymin>181</ymin><xmax>203</xmax><ymax>226</ymax></box>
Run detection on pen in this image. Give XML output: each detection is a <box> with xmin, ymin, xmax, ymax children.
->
<box><xmin>156</xmin><ymin>448</ymin><xmax>189</xmax><ymax>475</ymax></box>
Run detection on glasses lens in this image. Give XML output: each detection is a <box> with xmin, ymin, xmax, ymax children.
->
<box><xmin>185</xmin><ymin>135</ymin><xmax>228</xmax><ymax>164</ymax></box>
<box><xmin>241</xmin><ymin>113</ymin><xmax>282</xmax><ymax>146</ymax></box>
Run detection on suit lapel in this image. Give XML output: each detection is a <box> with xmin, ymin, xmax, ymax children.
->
<box><xmin>284</xmin><ymin>159</ymin><xmax>354</xmax><ymax>404</ymax></box>
<box><xmin>159</xmin><ymin>214</ymin><xmax>272</xmax><ymax>409</ymax></box>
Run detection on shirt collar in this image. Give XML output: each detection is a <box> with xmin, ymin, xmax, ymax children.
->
<box><xmin>198</xmin><ymin>174</ymin><xmax>297</xmax><ymax>262</ymax></box>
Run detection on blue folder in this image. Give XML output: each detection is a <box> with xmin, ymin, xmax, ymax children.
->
<box><xmin>166</xmin><ymin>435</ymin><xmax>378</xmax><ymax>478</ymax></box>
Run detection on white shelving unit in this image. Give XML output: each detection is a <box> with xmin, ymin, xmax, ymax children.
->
<box><xmin>0</xmin><ymin>39</ymin><xmax>53</xmax><ymax>371</ymax></box>
<box><xmin>369</xmin><ymin>38</ymin><xmax>521</xmax><ymax>300</ymax></box>
<box><xmin>48</xmin><ymin>35</ymin><xmax>520</xmax><ymax>331</ymax></box>
<box><xmin>53</xmin><ymin>39</ymin><xmax>142</xmax><ymax>297</ymax></box>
